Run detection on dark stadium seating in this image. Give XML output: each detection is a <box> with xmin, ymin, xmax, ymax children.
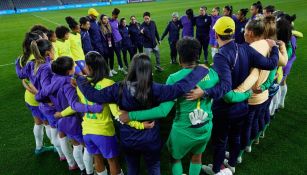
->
<box><xmin>12</xmin><ymin>0</ymin><xmax>61</xmax><ymax>9</ymax></box>
<box><xmin>0</xmin><ymin>0</ymin><xmax>14</xmax><ymax>10</ymax></box>
<box><xmin>61</xmin><ymin>0</ymin><xmax>104</xmax><ymax>5</ymax></box>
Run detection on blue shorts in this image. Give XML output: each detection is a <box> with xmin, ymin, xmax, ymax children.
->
<box><xmin>83</xmin><ymin>134</ymin><xmax>119</xmax><ymax>159</ymax></box>
<box><xmin>67</xmin><ymin>134</ymin><xmax>84</xmax><ymax>144</ymax></box>
<box><xmin>43</xmin><ymin>113</ymin><xmax>58</xmax><ymax>128</ymax></box>
<box><xmin>26</xmin><ymin>103</ymin><xmax>46</xmax><ymax>121</ymax></box>
<box><xmin>209</xmin><ymin>37</ymin><xmax>218</xmax><ymax>47</ymax></box>
<box><xmin>75</xmin><ymin>60</ymin><xmax>86</xmax><ymax>74</ymax></box>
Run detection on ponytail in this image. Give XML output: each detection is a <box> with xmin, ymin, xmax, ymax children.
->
<box><xmin>252</xmin><ymin>1</ymin><xmax>263</xmax><ymax>14</ymax></box>
<box><xmin>224</xmin><ymin>5</ymin><xmax>233</xmax><ymax>17</ymax></box>
<box><xmin>30</xmin><ymin>39</ymin><xmax>53</xmax><ymax>74</ymax></box>
<box><xmin>21</xmin><ymin>32</ymin><xmax>41</xmax><ymax>67</ymax></box>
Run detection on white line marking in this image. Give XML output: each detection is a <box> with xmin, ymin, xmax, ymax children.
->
<box><xmin>31</xmin><ymin>14</ymin><xmax>61</xmax><ymax>25</ymax></box>
<box><xmin>0</xmin><ymin>62</ymin><xmax>14</xmax><ymax>67</ymax></box>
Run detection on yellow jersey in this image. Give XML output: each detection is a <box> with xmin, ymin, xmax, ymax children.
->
<box><xmin>78</xmin><ymin>78</ymin><xmax>144</xmax><ymax>136</ymax></box>
<box><xmin>69</xmin><ymin>32</ymin><xmax>85</xmax><ymax>61</ymax></box>
<box><xmin>55</xmin><ymin>39</ymin><xmax>72</xmax><ymax>58</ymax></box>
<box><xmin>22</xmin><ymin>55</ymin><xmax>39</xmax><ymax>106</ymax></box>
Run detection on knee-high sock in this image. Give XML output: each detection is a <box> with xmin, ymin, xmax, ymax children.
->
<box><xmin>44</xmin><ymin>125</ymin><xmax>52</xmax><ymax>143</ymax></box>
<box><xmin>189</xmin><ymin>162</ymin><xmax>201</xmax><ymax>175</ymax></box>
<box><xmin>59</xmin><ymin>136</ymin><xmax>75</xmax><ymax>167</ymax></box>
<box><xmin>171</xmin><ymin>161</ymin><xmax>183</xmax><ymax>175</ymax></box>
<box><xmin>50</xmin><ymin>128</ymin><xmax>64</xmax><ymax>157</ymax></box>
<box><xmin>73</xmin><ymin>145</ymin><xmax>85</xmax><ymax>170</ymax></box>
<box><xmin>33</xmin><ymin>124</ymin><xmax>44</xmax><ymax>150</ymax></box>
<box><xmin>83</xmin><ymin>148</ymin><xmax>94</xmax><ymax>174</ymax></box>
<box><xmin>279</xmin><ymin>84</ymin><xmax>287</xmax><ymax>108</ymax></box>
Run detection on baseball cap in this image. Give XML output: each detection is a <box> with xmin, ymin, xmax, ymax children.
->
<box><xmin>88</xmin><ymin>8</ymin><xmax>99</xmax><ymax>17</ymax></box>
<box><xmin>213</xmin><ymin>16</ymin><xmax>235</xmax><ymax>35</ymax></box>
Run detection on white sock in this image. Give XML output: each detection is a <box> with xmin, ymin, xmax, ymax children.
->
<box><xmin>211</xmin><ymin>47</ymin><xmax>218</xmax><ymax>58</ymax></box>
<box><xmin>279</xmin><ymin>85</ymin><xmax>287</xmax><ymax>108</ymax></box>
<box><xmin>269</xmin><ymin>100</ymin><xmax>275</xmax><ymax>116</ymax></box>
<box><xmin>51</xmin><ymin>128</ymin><xmax>64</xmax><ymax>157</ymax></box>
<box><xmin>33</xmin><ymin>124</ymin><xmax>44</xmax><ymax>150</ymax></box>
<box><xmin>73</xmin><ymin>145</ymin><xmax>85</xmax><ymax>170</ymax></box>
<box><xmin>44</xmin><ymin>125</ymin><xmax>52</xmax><ymax>143</ymax></box>
<box><xmin>97</xmin><ymin>169</ymin><xmax>108</xmax><ymax>175</ymax></box>
<box><xmin>59</xmin><ymin>136</ymin><xmax>76</xmax><ymax>167</ymax></box>
<box><xmin>83</xmin><ymin>147</ymin><xmax>94</xmax><ymax>174</ymax></box>
<box><xmin>276</xmin><ymin>89</ymin><xmax>281</xmax><ymax>110</ymax></box>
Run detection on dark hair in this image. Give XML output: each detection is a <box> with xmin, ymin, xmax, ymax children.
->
<box><xmin>65</xmin><ymin>16</ymin><xmax>79</xmax><ymax>30</ymax></box>
<box><xmin>130</xmin><ymin>15</ymin><xmax>136</xmax><ymax>19</ymax></box>
<box><xmin>214</xmin><ymin>7</ymin><xmax>220</xmax><ymax>13</ymax></box>
<box><xmin>218</xmin><ymin>34</ymin><xmax>234</xmax><ymax>41</ymax></box>
<box><xmin>276</xmin><ymin>18</ymin><xmax>292</xmax><ymax>44</ymax></box>
<box><xmin>176</xmin><ymin>37</ymin><xmax>201</xmax><ymax>64</ymax></box>
<box><xmin>30</xmin><ymin>39</ymin><xmax>53</xmax><ymax>73</ymax></box>
<box><xmin>30</xmin><ymin>24</ymin><xmax>49</xmax><ymax>34</ymax></box>
<box><xmin>282</xmin><ymin>14</ymin><xmax>296</xmax><ymax>23</ymax></box>
<box><xmin>252</xmin><ymin>1</ymin><xmax>263</xmax><ymax>14</ymax></box>
<box><xmin>246</xmin><ymin>18</ymin><xmax>265</xmax><ymax>38</ymax></box>
<box><xmin>20</xmin><ymin>32</ymin><xmax>41</xmax><ymax>67</ymax></box>
<box><xmin>112</xmin><ymin>8</ymin><xmax>120</xmax><ymax>15</ymax></box>
<box><xmin>55</xmin><ymin>26</ymin><xmax>70</xmax><ymax>39</ymax></box>
<box><xmin>47</xmin><ymin>30</ymin><xmax>55</xmax><ymax>40</ymax></box>
<box><xmin>186</xmin><ymin>8</ymin><xmax>194</xmax><ymax>19</ymax></box>
<box><xmin>120</xmin><ymin>18</ymin><xmax>125</xmax><ymax>26</ymax></box>
<box><xmin>122</xmin><ymin>53</ymin><xmax>153</xmax><ymax>107</ymax></box>
<box><xmin>200</xmin><ymin>6</ymin><xmax>207</xmax><ymax>10</ymax></box>
<box><xmin>224</xmin><ymin>5</ymin><xmax>233</xmax><ymax>16</ymax></box>
<box><xmin>51</xmin><ymin>56</ymin><xmax>74</xmax><ymax>76</ymax></box>
<box><xmin>32</xmin><ymin>30</ymin><xmax>45</xmax><ymax>38</ymax></box>
<box><xmin>240</xmin><ymin>8</ymin><xmax>249</xmax><ymax>17</ymax></box>
<box><xmin>79</xmin><ymin>16</ymin><xmax>90</xmax><ymax>25</ymax></box>
<box><xmin>85</xmin><ymin>51</ymin><xmax>109</xmax><ymax>86</ymax></box>
<box><xmin>177</xmin><ymin>38</ymin><xmax>200</xmax><ymax>65</ymax></box>
<box><xmin>263</xmin><ymin>16</ymin><xmax>276</xmax><ymax>39</ymax></box>
<box><xmin>264</xmin><ymin>5</ymin><xmax>275</xmax><ymax>14</ymax></box>
<box><xmin>143</xmin><ymin>11</ymin><xmax>150</xmax><ymax>17</ymax></box>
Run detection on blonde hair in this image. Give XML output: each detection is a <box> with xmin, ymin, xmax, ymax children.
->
<box><xmin>30</xmin><ymin>39</ymin><xmax>52</xmax><ymax>74</ymax></box>
<box><xmin>263</xmin><ymin>15</ymin><xmax>277</xmax><ymax>40</ymax></box>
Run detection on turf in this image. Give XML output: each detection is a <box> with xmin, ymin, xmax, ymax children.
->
<box><xmin>0</xmin><ymin>0</ymin><xmax>306</xmax><ymax>174</ymax></box>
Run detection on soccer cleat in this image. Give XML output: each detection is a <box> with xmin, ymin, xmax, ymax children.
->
<box><xmin>218</xmin><ymin>168</ymin><xmax>233</xmax><ymax>175</ymax></box>
<box><xmin>119</xmin><ymin>67</ymin><xmax>128</xmax><ymax>74</ymax></box>
<box><xmin>202</xmin><ymin>164</ymin><xmax>214</xmax><ymax>175</ymax></box>
<box><xmin>155</xmin><ymin>65</ymin><xmax>164</xmax><ymax>72</ymax></box>
<box><xmin>260</xmin><ymin>131</ymin><xmax>265</xmax><ymax>139</ymax></box>
<box><xmin>80</xmin><ymin>169</ymin><xmax>87</xmax><ymax>175</ymax></box>
<box><xmin>254</xmin><ymin>138</ymin><xmax>260</xmax><ymax>145</ymax></box>
<box><xmin>225</xmin><ymin>151</ymin><xmax>230</xmax><ymax>159</ymax></box>
<box><xmin>69</xmin><ymin>164</ymin><xmax>79</xmax><ymax>171</ymax></box>
<box><xmin>109</xmin><ymin>71</ymin><xmax>113</xmax><ymax>77</ymax></box>
<box><xmin>245</xmin><ymin>146</ymin><xmax>252</xmax><ymax>153</ymax></box>
<box><xmin>223</xmin><ymin>159</ymin><xmax>235</xmax><ymax>174</ymax></box>
<box><xmin>237</xmin><ymin>156</ymin><xmax>242</xmax><ymax>164</ymax></box>
<box><xmin>34</xmin><ymin>146</ymin><xmax>55</xmax><ymax>155</ymax></box>
<box><xmin>111</xmin><ymin>69</ymin><xmax>118</xmax><ymax>75</ymax></box>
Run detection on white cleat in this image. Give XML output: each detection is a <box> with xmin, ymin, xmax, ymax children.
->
<box><xmin>223</xmin><ymin>159</ymin><xmax>235</xmax><ymax>174</ymax></box>
<box><xmin>202</xmin><ymin>164</ymin><xmax>214</xmax><ymax>175</ymax></box>
<box><xmin>245</xmin><ymin>146</ymin><xmax>252</xmax><ymax>153</ymax></box>
<box><xmin>111</xmin><ymin>69</ymin><xmax>118</xmax><ymax>75</ymax></box>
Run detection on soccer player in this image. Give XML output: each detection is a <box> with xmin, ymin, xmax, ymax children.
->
<box><xmin>250</xmin><ymin>1</ymin><xmax>263</xmax><ymax>20</ymax></box>
<box><xmin>210</xmin><ymin>7</ymin><xmax>221</xmax><ymax>58</ymax></box>
<box><xmin>119</xmin><ymin>18</ymin><xmax>134</xmax><ymax>67</ymax></box>
<box><xmin>65</xmin><ymin>16</ymin><xmax>88</xmax><ymax>75</ymax></box>
<box><xmin>128</xmin><ymin>15</ymin><xmax>143</xmax><ymax>55</ymax></box>
<box><xmin>54</xmin><ymin>26</ymin><xmax>72</xmax><ymax>58</ymax></box>
<box><xmin>234</xmin><ymin>8</ymin><xmax>249</xmax><ymax>44</ymax></box>
<box><xmin>180</xmin><ymin>9</ymin><xmax>194</xmax><ymax>38</ymax></box>
<box><xmin>263</xmin><ymin>5</ymin><xmax>275</xmax><ymax>17</ymax></box>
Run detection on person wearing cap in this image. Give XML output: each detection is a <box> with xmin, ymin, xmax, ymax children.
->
<box><xmin>109</xmin><ymin>8</ymin><xmax>127</xmax><ymax>74</ymax></box>
<box><xmin>185</xmin><ymin>16</ymin><xmax>280</xmax><ymax>175</ymax></box>
<box><xmin>141</xmin><ymin>11</ymin><xmax>164</xmax><ymax>71</ymax></box>
<box><xmin>194</xmin><ymin>6</ymin><xmax>212</xmax><ymax>64</ymax></box>
<box><xmin>161</xmin><ymin>12</ymin><xmax>181</xmax><ymax>64</ymax></box>
<box><xmin>87</xmin><ymin>8</ymin><xmax>105</xmax><ymax>56</ymax></box>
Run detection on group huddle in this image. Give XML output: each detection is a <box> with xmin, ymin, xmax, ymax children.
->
<box><xmin>14</xmin><ymin>1</ymin><xmax>303</xmax><ymax>175</ymax></box>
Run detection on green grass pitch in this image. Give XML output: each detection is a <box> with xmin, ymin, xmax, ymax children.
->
<box><xmin>0</xmin><ymin>0</ymin><xmax>307</xmax><ymax>174</ymax></box>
